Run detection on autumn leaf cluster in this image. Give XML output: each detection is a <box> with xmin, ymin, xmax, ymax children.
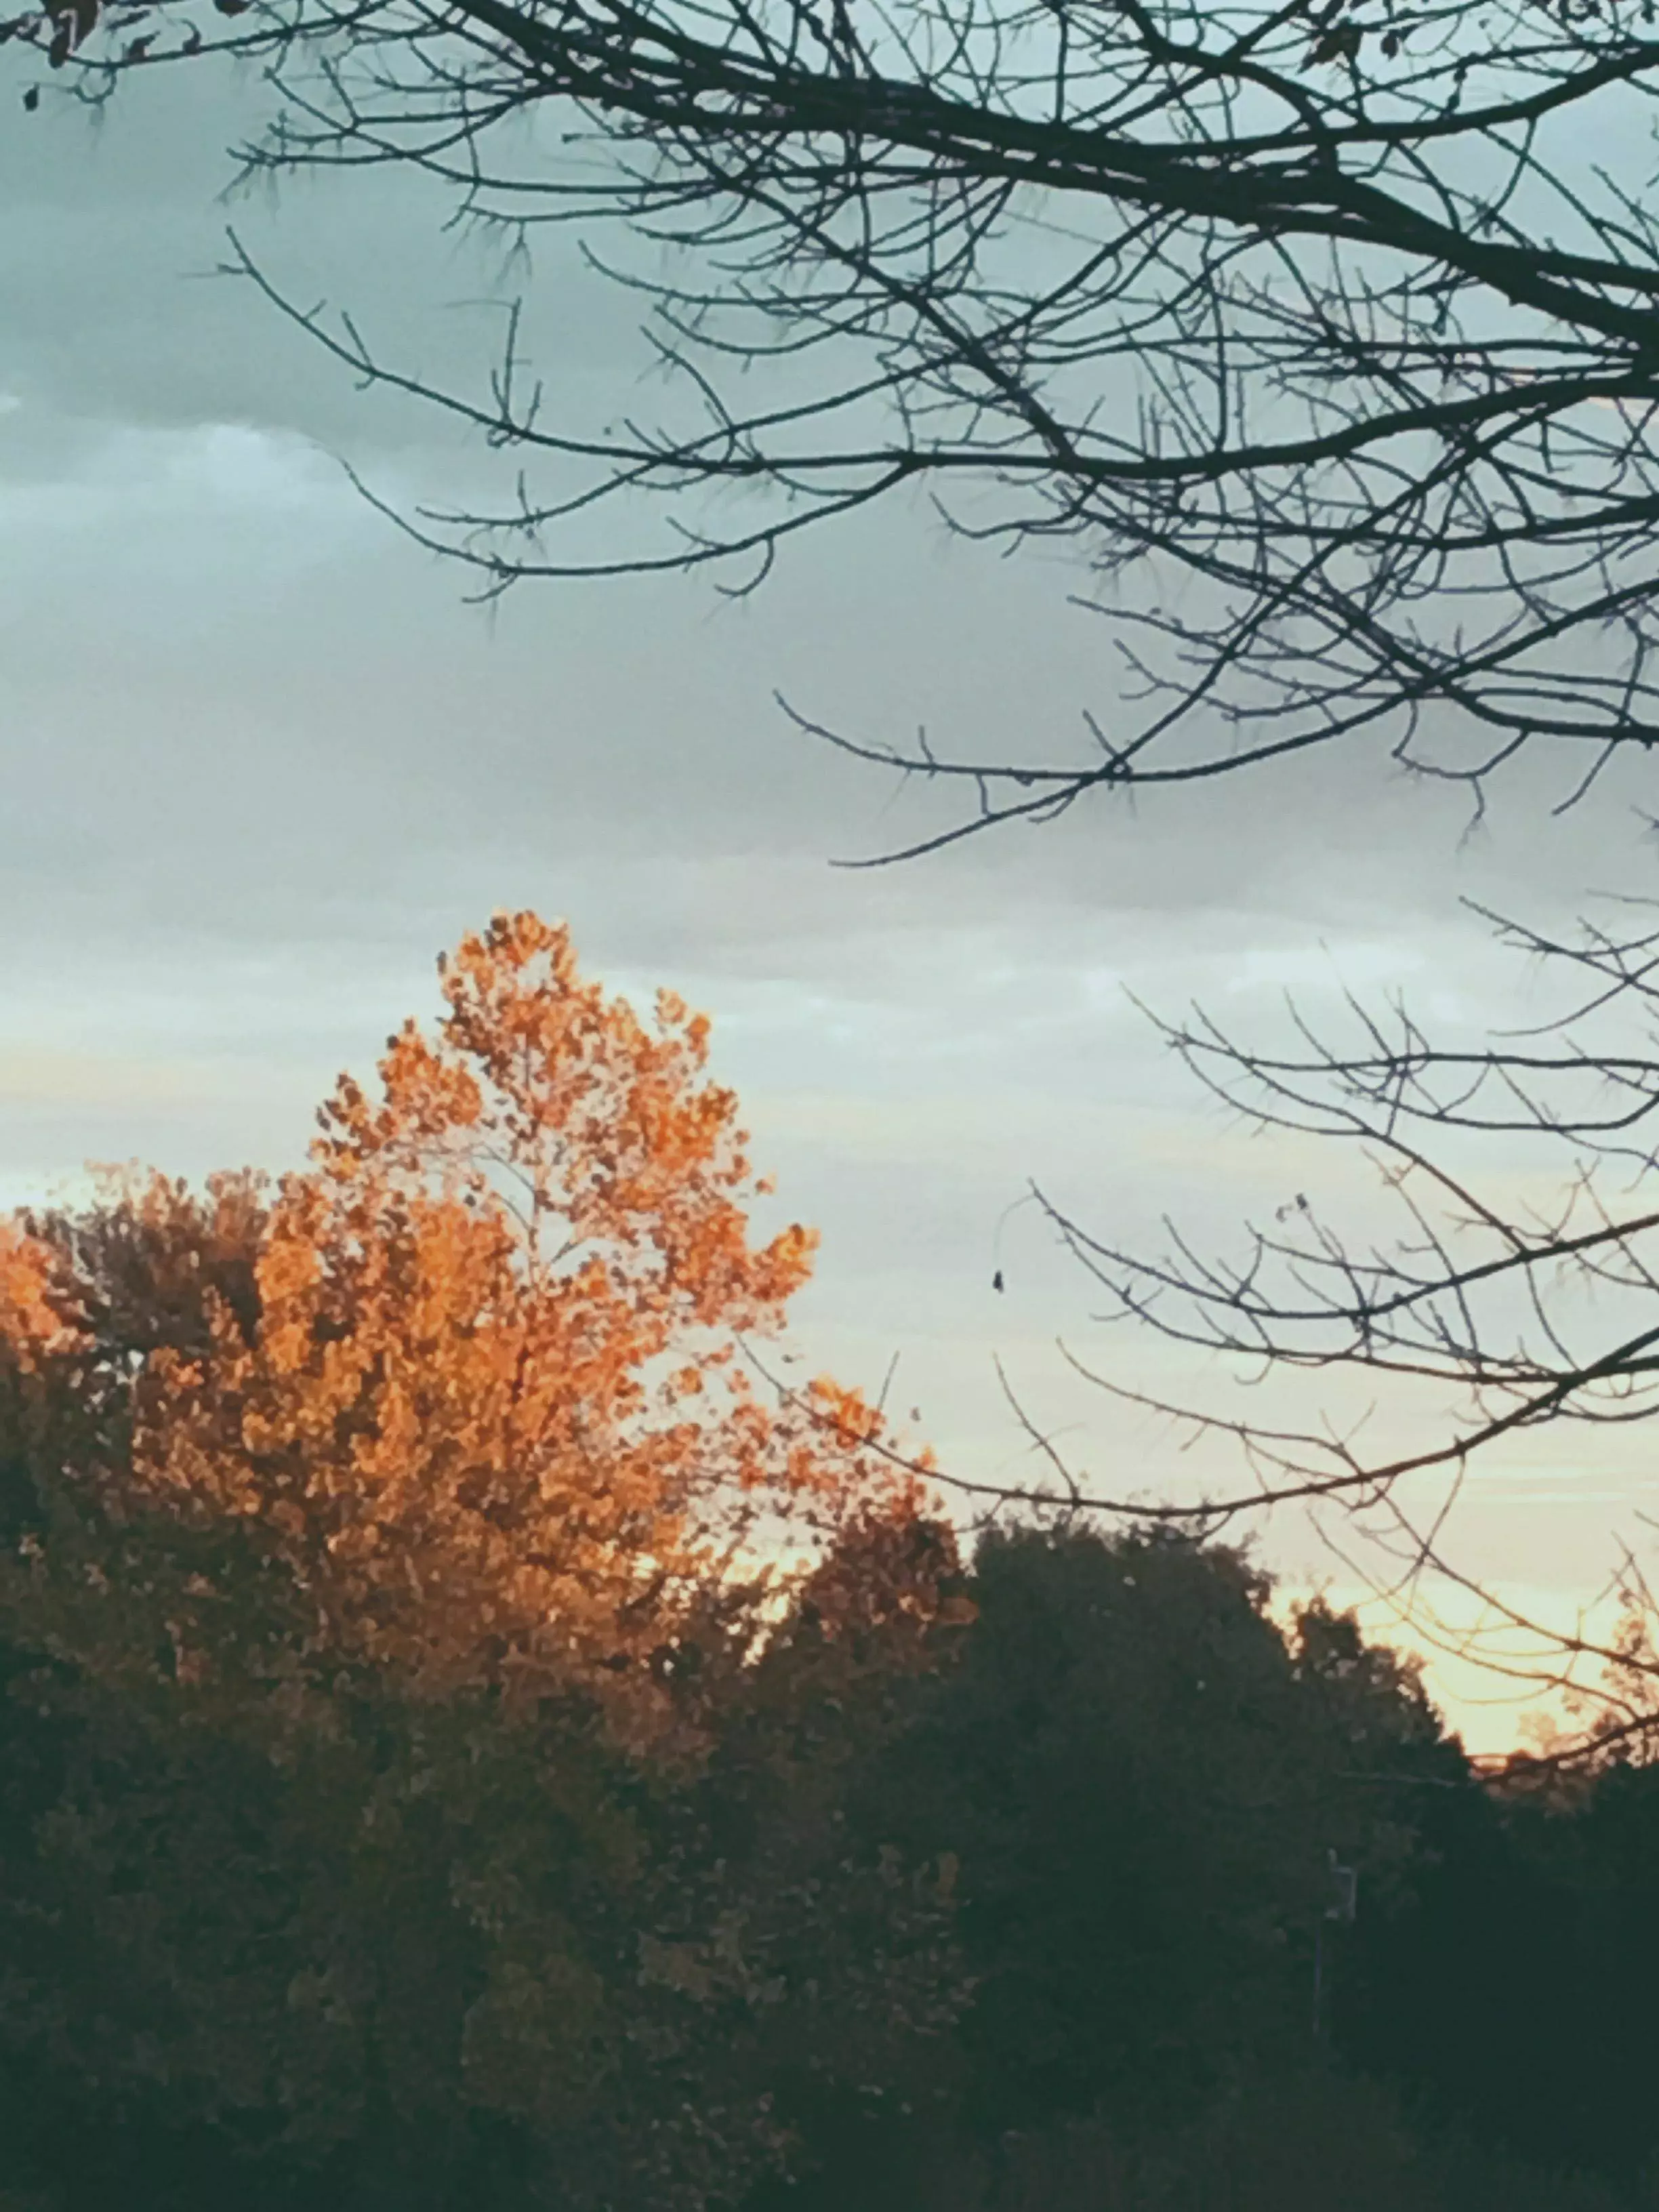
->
<box><xmin>0</xmin><ymin>912</ymin><xmax>928</xmax><ymax>1742</ymax></box>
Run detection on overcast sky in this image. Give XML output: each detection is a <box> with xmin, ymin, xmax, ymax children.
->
<box><xmin>5</xmin><ymin>59</ymin><xmax>1658</xmax><ymax>1746</ymax></box>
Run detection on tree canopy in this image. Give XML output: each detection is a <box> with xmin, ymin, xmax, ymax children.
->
<box><xmin>0</xmin><ymin>911</ymin><xmax>923</xmax><ymax>1738</ymax></box>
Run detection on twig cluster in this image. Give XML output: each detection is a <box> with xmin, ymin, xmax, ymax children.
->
<box><xmin>12</xmin><ymin>0</ymin><xmax>1659</xmax><ymax>848</ymax></box>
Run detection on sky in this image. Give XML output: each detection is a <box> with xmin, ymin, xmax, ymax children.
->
<box><xmin>5</xmin><ymin>57</ymin><xmax>1659</xmax><ymax>1748</ymax></box>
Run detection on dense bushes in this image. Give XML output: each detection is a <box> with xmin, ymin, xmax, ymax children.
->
<box><xmin>0</xmin><ymin>1499</ymin><xmax>968</xmax><ymax>2210</ymax></box>
<box><xmin>4</xmin><ymin>1497</ymin><xmax>1659</xmax><ymax>2208</ymax></box>
<box><xmin>752</xmin><ymin>1525</ymin><xmax>1659</xmax><ymax>2211</ymax></box>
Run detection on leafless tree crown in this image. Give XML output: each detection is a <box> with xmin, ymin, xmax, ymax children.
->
<box><xmin>12</xmin><ymin>0</ymin><xmax>1659</xmax><ymax>848</ymax></box>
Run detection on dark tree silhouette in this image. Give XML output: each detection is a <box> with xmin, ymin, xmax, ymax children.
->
<box><xmin>10</xmin><ymin>0</ymin><xmax>1659</xmax><ymax>851</ymax></box>
<box><xmin>941</xmin><ymin>897</ymin><xmax>1659</xmax><ymax>1764</ymax></box>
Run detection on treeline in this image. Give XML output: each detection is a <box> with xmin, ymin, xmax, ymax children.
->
<box><xmin>4</xmin><ymin>1493</ymin><xmax>1658</xmax><ymax>2211</ymax></box>
<box><xmin>1</xmin><ymin>916</ymin><xmax>1657</xmax><ymax>2210</ymax></box>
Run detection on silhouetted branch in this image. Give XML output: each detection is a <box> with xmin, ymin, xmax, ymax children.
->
<box><xmin>1004</xmin><ymin>898</ymin><xmax>1659</xmax><ymax>1759</ymax></box>
<box><xmin>13</xmin><ymin>0</ymin><xmax>1659</xmax><ymax>848</ymax></box>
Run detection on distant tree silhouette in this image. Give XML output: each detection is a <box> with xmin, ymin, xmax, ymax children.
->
<box><xmin>787</xmin><ymin>1528</ymin><xmax>1462</xmax><ymax>2171</ymax></box>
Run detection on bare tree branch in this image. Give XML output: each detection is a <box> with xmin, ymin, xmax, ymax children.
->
<box><xmin>13</xmin><ymin>0</ymin><xmax>1659</xmax><ymax>848</ymax></box>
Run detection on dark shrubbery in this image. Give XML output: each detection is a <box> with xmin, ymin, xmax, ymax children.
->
<box><xmin>5</xmin><ymin>1509</ymin><xmax>1659</xmax><ymax>2209</ymax></box>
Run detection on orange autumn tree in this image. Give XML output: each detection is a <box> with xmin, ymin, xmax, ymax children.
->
<box><xmin>2</xmin><ymin>912</ymin><xmax>925</xmax><ymax>1727</ymax></box>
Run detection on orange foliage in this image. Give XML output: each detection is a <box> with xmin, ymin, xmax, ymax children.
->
<box><xmin>0</xmin><ymin>1221</ymin><xmax>69</xmax><ymax>1368</ymax></box>
<box><xmin>6</xmin><ymin>914</ymin><xmax>926</xmax><ymax>1729</ymax></box>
